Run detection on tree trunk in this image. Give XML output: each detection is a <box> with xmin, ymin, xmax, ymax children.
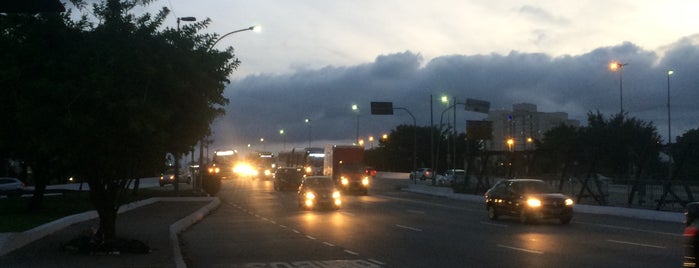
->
<box><xmin>88</xmin><ymin>179</ymin><xmax>119</xmax><ymax>242</ymax></box>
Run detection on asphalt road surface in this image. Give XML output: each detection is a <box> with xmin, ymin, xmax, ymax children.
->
<box><xmin>181</xmin><ymin>177</ymin><xmax>684</xmax><ymax>268</ymax></box>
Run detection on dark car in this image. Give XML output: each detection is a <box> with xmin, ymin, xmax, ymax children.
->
<box><xmin>0</xmin><ymin>177</ymin><xmax>25</xmax><ymax>198</ymax></box>
<box><xmin>485</xmin><ymin>179</ymin><xmax>573</xmax><ymax>224</ymax></box>
<box><xmin>159</xmin><ymin>168</ymin><xmax>191</xmax><ymax>187</ymax></box>
<box><xmin>297</xmin><ymin>176</ymin><xmax>341</xmax><ymax>210</ymax></box>
<box><xmin>274</xmin><ymin>167</ymin><xmax>305</xmax><ymax>191</ymax></box>
<box><xmin>684</xmin><ymin>202</ymin><xmax>699</xmax><ymax>267</ymax></box>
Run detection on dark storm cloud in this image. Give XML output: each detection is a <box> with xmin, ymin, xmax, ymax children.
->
<box><xmin>215</xmin><ymin>39</ymin><xmax>699</xmax><ymax>149</ymax></box>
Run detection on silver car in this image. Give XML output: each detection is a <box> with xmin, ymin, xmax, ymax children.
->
<box><xmin>0</xmin><ymin>177</ymin><xmax>25</xmax><ymax>197</ymax></box>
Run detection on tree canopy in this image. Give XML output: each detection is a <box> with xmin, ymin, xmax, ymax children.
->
<box><xmin>1</xmin><ymin>0</ymin><xmax>238</xmax><ymax>243</ymax></box>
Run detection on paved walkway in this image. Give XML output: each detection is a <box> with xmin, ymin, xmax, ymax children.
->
<box><xmin>0</xmin><ymin>198</ymin><xmax>218</xmax><ymax>268</ymax></box>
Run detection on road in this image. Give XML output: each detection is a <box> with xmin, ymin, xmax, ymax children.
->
<box><xmin>181</xmin><ymin>177</ymin><xmax>684</xmax><ymax>268</ymax></box>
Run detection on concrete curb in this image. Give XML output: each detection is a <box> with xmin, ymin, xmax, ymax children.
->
<box><xmin>0</xmin><ymin>197</ymin><xmax>218</xmax><ymax>257</ymax></box>
<box><xmin>403</xmin><ymin>183</ymin><xmax>685</xmax><ymax>223</ymax></box>
<box><xmin>170</xmin><ymin>197</ymin><xmax>221</xmax><ymax>268</ymax></box>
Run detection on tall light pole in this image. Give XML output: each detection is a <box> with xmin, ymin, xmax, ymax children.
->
<box><xmin>304</xmin><ymin>118</ymin><xmax>311</xmax><ymax>149</ymax></box>
<box><xmin>279</xmin><ymin>129</ymin><xmax>286</xmax><ymax>150</ymax></box>
<box><xmin>352</xmin><ymin>104</ymin><xmax>359</xmax><ymax>144</ymax></box>
<box><xmin>210</xmin><ymin>26</ymin><xmax>258</xmax><ymax>48</ymax></box>
<box><xmin>667</xmin><ymin>69</ymin><xmax>674</xmax><ymax>180</ymax></box>
<box><xmin>197</xmin><ymin>24</ymin><xmax>258</xmax><ymax>191</ymax></box>
<box><xmin>610</xmin><ymin>61</ymin><xmax>628</xmax><ymax>115</ymax></box>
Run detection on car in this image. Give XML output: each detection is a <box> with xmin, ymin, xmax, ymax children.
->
<box><xmin>485</xmin><ymin>179</ymin><xmax>573</xmax><ymax>224</ymax></box>
<box><xmin>365</xmin><ymin>166</ymin><xmax>377</xmax><ymax>177</ymax></box>
<box><xmin>410</xmin><ymin>168</ymin><xmax>433</xmax><ymax>181</ymax></box>
<box><xmin>297</xmin><ymin>176</ymin><xmax>342</xmax><ymax>210</ymax></box>
<box><xmin>436</xmin><ymin>169</ymin><xmax>466</xmax><ymax>186</ymax></box>
<box><xmin>0</xmin><ymin>177</ymin><xmax>25</xmax><ymax>197</ymax></box>
<box><xmin>274</xmin><ymin>167</ymin><xmax>305</xmax><ymax>191</ymax></box>
<box><xmin>685</xmin><ymin>202</ymin><xmax>699</xmax><ymax>267</ymax></box>
<box><xmin>159</xmin><ymin>168</ymin><xmax>192</xmax><ymax>187</ymax></box>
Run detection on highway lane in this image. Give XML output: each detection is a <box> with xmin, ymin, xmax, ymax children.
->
<box><xmin>181</xmin><ymin>177</ymin><xmax>685</xmax><ymax>267</ymax></box>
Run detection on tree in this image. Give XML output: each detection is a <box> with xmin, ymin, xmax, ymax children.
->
<box><xmin>1</xmin><ymin>0</ymin><xmax>237</xmax><ymax>246</ymax></box>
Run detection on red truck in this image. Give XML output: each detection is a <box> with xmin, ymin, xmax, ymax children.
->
<box><xmin>323</xmin><ymin>144</ymin><xmax>369</xmax><ymax>195</ymax></box>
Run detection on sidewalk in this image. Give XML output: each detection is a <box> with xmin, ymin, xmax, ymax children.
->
<box><xmin>0</xmin><ymin>197</ymin><xmax>219</xmax><ymax>268</ymax></box>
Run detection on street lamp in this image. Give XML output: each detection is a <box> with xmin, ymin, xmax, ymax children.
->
<box><xmin>279</xmin><ymin>129</ymin><xmax>286</xmax><ymax>150</ymax></box>
<box><xmin>507</xmin><ymin>138</ymin><xmax>515</xmax><ymax>152</ymax></box>
<box><xmin>177</xmin><ymin>16</ymin><xmax>196</xmax><ymax>31</ymax></box>
<box><xmin>667</xmin><ymin>69</ymin><xmax>674</xmax><ymax>180</ymax></box>
<box><xmin>610</xmin><ymin>61</ymin><xmax>628</xmax><ymax>115</ymax></box>
<box><xmin>210</xmin><ymin>26</ymin><xmax>258</xmax><ymax>48</ymax></box>
<box><xmin>260</xmin><ymin>138</ymin><xmax>265</xmax><ymax>150</ymax></box>
<box><xmin>352</xmin><ymin>104</ymin><xmax>359</xmax><ymax>144</ymax></box>
<box><xmin>304</xmin><ymin>118</ymin><xmax>311</xmax><ymax>149</ymax></box>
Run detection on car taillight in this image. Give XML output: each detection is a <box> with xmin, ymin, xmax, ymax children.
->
<box><xmin>685</xmin><ymin>227</ymin><xmax>698</xmax><ymax>237</ymax></box>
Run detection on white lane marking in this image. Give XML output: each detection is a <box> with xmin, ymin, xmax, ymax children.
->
<box><xmin>396</xmin><ymin>224</ymin><xmax>423</xmax><ymax>232</ymax></box>
<box><xmin>323</xmin><ymin>242</ymin><xmax>335</xmax><ymax>247</ymax></box>
<box><xmin>480</xmin><ymin>221</ymin><xmax>508</xmax><ymax>228</ymax></box>
<box><xmin>341</xmin><ymin>211</ymin><xmax>355</xmax><ymax>217</ymax></box>
<box><xmin>306</xmin><ymin>235</ymin><xmax>317</xmax><ymax>240</ymax></box>
<box><xmin>406</xmin><ymin>209</ymin><xmax>426</xmax><ymax>214</ymax></box>
<box><xmin>279</xmin><ymin>224</ymin><xmax>287</xmax><ymax>229</ymax></box>
<box><xmin>292</xmin><ymin>229</ymin><xmax>301</xmax><ymax>234</ymax></box>
<box><xmin>368</xmin><ymin>259</ymin><xmax>386</xmax><ymax>265</ymax></box>
<box><xmin>607</xmin><ymin>239</ymin><xmax>666</xmax><ymax>249</ymax></box>
<box><xmin>344</xmin><ymin>249</ymin><xmax>360</xmax><ymax>256</ymax></box>
<box><xmin>497</xmin><ymin>244</ymin><xmax>544</xmax><ymax>254</ymax></box>
<box><xmin>576</xmin><ymin>221</ymin><xmax>681</xmax><ymax>237</ymax></box>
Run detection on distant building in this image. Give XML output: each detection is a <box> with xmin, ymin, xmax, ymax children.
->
<box><xmin>484</xmin><ymin>103</ymin><xmax>579</xmax><ymax>151</ymax></box>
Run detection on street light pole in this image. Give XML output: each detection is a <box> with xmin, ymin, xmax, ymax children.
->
<box><xmin>304</xmin><ymin>118</ymin><xmax>311</xmax><ymax>149</ymax></box>
<box><xmin>667</xmin><ymin>69</ymin><xmax>674</xmax><ymax>180</ymax></box>
<box><xmin>210</xmin><ymin>26</ymin><xmax>257</xmax><ymax>48</ymax></box>
<box><xmin>610</xmin><ymin>61</ymin><xmax>628</xmax><ymax>115</ymax></box>
<box><xmin>352</xmin><ymin>104</ymin><xmax>359</xmax><ymax>144</ymax></box>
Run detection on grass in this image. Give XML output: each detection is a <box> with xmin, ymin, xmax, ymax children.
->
<box><xmin>0</xmin><ymin>187</ymin><xmax>204</xmax><ymax>232</ymax></box>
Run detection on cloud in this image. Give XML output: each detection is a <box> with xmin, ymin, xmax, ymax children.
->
<box><xmin>214</xmin><ymin>39</ymin><xmax>699</xmax><ymax>151</ymax></box>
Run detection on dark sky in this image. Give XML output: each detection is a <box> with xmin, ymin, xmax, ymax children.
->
<box><xmin>212</xmin><ymin>37</ymin><xmax>699</xmax><ymax>153</ymax></box>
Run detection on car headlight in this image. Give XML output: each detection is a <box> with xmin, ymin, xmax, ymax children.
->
<box><xmin>362</xmin><ymin>176</ymin><xmax>370</xmax><ymax>186</ymax></box>
<box><xmin>565</xmin><ymin>198</ymin><xmax>574</xmax><ymax>206</ymax></box>
<box><xmin>305</xmin><ymin>192</ymin><xmax>315</xmax><ymax>200</ymax></box>
<box><xmin>341</xmin><ymin>177</ymin><xmax>349</xmax><ymax>185</ymax></box>
<box><xmin>332</xmin><ymin>191</ymin><xmax>341</xmax><ymax>199</ymax></box>
<box><xmin>526</xmin><ymin>198</ymin><xmax>542</xmax><ymax>207</ymax></box>
<box><xmin>169</xmin><ymin>175</ymin><xmax>175</xmax><ymax>180</ymax></box>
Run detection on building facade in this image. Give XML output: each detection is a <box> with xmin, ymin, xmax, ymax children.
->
<box><xmin>484</xmin><ymin>103</ymin><xmax>579</xmax><ymax>151</ymax></box>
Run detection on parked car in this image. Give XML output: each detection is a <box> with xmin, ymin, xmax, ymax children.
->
<box><xmin>0</xmin><ymin>177</ymin><xmax>25</xmax><ymax>197</ymax></box>
<box><xmin>274</xmin><ymin>167</ymin><xmax>305</xmax><ymax>191</ymax></box>
<box><xmin>485</xmin><ymin>179</ymin><xmax>573</xmax><ymax>224</ymax></box>
<box><xmin>685</xmin><ymin>202</ymin><xmax>699</xmax><ymax>267</ymax></box>
<box><xmin>436</xmin><ymin>169</ymin><xmax>466</xmax><ymax>186</ymax></box>
<box><xmin>410</xmin><ymin>168</ymin><xmax>433</xmax><ymax>181</ymax></box>
<box><xmin>159</xmin><ymin>168</ymin><xmax>192</xmax><ymax>187</ymax></box>
<box><xmin>297</xmin><ymin>176</ymin><xmax>341</xmax><ymax>210</ymax></box>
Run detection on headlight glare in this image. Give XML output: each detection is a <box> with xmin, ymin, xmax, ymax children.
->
<box><xmin>332</xmin><ymin>191</ymin><xmax>341</xmax><ymax>199</ymax></box>
<box><xmin>341</xmin><ymin>178</ymin><xmax>349</xmax><ymax>185</ymax></box>
<box><xmin>305</xmin><ymin>192</ymin><xmax>315</xmax><ymax>200</ymax></box>
<box><xmin>526</xmin><ymin>198</ymin><xmax>542</xmax><ymax>207</ymax></box>
<box><xmin>565</xmin><ymin>198</ymin><xmax>574</xmax><ymax>206</ymax></box>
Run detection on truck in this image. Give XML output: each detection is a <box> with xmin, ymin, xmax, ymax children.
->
<box><xmin>207</xmin><ymin>149</ymin><xmax>238</xmax><ymax>179</ymax></box>
<box><xmin>323</xmin><ymin>144</ymin><xmax>369</xmax><ymax>195</ymax></box>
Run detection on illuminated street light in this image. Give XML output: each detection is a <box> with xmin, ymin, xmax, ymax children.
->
<box><xmin>352</xmin><ymin>104</ymin><xmax>359</xmax><ymax>144</ymax></box>
<box><xmin>382</xmin><ymin>134</ymin><xmax>388</xmax><ymax>140</ymax></box>
<box><xmin>609</xmin><ymin>61</ymin><xmax>628</xmax><ymax>115</ymax></box>
<box><xmin>507</xmin><ymin>138</ymin><xmax>515</xmax><ymax>152</ymax></box>
<box><xmin>279</xmin><ymin>129</ymin><xmax>286</xmax><ymax>150</ymax></box>
<box><xmin>304</xmin><ymin>118</ymin><xmax>311</xmax><ymax>149</ymax></box>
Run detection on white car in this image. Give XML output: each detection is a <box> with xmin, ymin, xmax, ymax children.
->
<box><xmin>436</xmin><ymin>169</ymin><xmax>466</xmax><ymax>186</ymax></box>
<box><xmin>0</xmin><ymin>177</ymin><xmax>25</xmax><ymax>197</ymax></box>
